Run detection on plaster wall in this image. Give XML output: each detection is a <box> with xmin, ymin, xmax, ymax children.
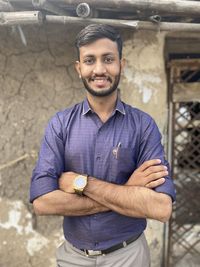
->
<box><xmin>122</xmin><ymin>30</ymin><xmax>168</xmax><ymax>267</ymax></box>
<box><xmin>0</xmin><ymin>25</ymin><xmax>168</xmax><ymax>267</ymax></box>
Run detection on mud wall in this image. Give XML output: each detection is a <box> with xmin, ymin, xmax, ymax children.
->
<box><xmin>0</xmin><ymin>25</ymin><xmax>168</xmax><ymax>267</ymax></box>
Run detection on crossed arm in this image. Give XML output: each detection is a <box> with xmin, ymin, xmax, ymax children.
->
<box><xmin>33</xmin><ymin>159</ymin><xmax>172</xmax><ymax>222</ymax></box>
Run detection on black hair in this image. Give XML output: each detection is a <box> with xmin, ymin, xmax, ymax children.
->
<box><xmin>75</xmin><ymin>24</ymin><xmax>123</xmax><ymax>59</ymax></box>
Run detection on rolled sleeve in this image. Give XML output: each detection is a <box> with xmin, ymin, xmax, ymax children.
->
<box><xmin>154</xmin><ymin>175</ymin><xmax>176</xmax><ymax>202</ymax></box>
<box><xmin>137</xmin><ymin>115</ymin><xmax>176</xmax><ymax>202</ymax></box>
<box><xmin>30</xmin><ymin>175</ymin><xmax>58</xmax><ymax>203</ymax></box>
<box><xmin>30</xmin><ymin>113</ymin><xmax>65</xmax><ymax>203</ymax></box>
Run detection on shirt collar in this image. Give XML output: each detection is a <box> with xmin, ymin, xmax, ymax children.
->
<box><xmin>115</xmin><ymin>98</ymin><xmax>126</xmax><ymax>115</ymax></box>
<box><xmin>82</xmin><ymin>97</ymin><xmax>126</xmax><ymax>116</ymax></box>
<box><xmin>82</xmin><ymin>98</ymin><xmax>92</xmax><ymax>115</ymax></box>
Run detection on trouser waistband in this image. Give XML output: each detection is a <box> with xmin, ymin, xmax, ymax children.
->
<box><xmin>81</xmin><ymin>233</ymin><xmax>142</xmax><ymax>256</ymax></box>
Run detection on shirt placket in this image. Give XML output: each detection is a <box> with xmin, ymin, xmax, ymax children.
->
<box><xmin>90</xmin><ymin>119</ymin><xmax>109</xmax><ymax>248</ymax></box>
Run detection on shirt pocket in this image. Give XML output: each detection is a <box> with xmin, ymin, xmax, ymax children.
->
<box><xmin>109</xmin><ymin>147</ymin><xmax>136</xmax><ymax>184</ymax></box>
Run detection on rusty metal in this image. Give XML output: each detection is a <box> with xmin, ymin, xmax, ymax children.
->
<box><xmin>167</xmin><ymin>59</ymin><xmax>200</xmax><ymax>266</ymax></box>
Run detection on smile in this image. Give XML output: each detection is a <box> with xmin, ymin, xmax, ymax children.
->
<box><xmin>89</xmin><ymin>76</ymin><xmax>112</xmax><ymax>83</ymax></box>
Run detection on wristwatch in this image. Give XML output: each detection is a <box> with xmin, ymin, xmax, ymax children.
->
<box><xmin>73</xmin><ymin>174</ymin><xmax>88</xmax><ymax>195</ymax></box>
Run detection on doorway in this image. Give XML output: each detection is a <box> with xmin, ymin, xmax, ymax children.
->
<box><xmin>165</xmin><ymin>39</ymin><xmax>200</xmax><ymax>266</ymax></box>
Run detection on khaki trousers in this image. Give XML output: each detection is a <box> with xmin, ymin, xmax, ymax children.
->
<box><xmin>56</xmin><ymin>233</ymin><xmax>150</xmax><ymax>267</ymax></box>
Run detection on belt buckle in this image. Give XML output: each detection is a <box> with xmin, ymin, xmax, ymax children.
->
<box><xmin>85</xmin><ymin>249</ymin><xmax>102</xmax><ymax>256</ymax></box>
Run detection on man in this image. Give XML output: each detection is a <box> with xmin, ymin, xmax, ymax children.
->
<box><xmin>30</xmin><ymin>24</ymin><xmax>176</xmax><ymax>267</ymax></box>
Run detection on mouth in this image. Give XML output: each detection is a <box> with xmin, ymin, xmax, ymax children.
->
<box><xmin>89</xmin><ymin>76</ymin><xmax>112</xmax><ymax>87</ymax></box>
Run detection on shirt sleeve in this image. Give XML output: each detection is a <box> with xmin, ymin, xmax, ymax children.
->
<box><xmin>137</xmin><ymin>115</ymin><xmax>176</xmax><ymax>202</ymax></box>
<box><xmin>29</xmin><ymin>113</ymin><xmax>65</xmax><ymax>203</ymax></box>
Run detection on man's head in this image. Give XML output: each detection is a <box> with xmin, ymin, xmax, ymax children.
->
<box><xmin>75</xmin><ymin>24</ymin><xmax>123</xmax><ymax>60</ymax></box>
<box><xmin>75</xmin><ymin>24</ymin><xmax>125</xmax><ymax>98</ymax></box>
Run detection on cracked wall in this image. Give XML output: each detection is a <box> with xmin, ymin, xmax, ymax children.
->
<box><xmin>0</xmin><ymin>25</ymin><xmax>168</xmax><ymax>267</ymax></box>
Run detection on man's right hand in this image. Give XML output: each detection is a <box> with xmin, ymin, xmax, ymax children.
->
<box><xmin>126</xmin><ymin>159</ymin><xmax>168</xmax><ymax>189</ymax></box>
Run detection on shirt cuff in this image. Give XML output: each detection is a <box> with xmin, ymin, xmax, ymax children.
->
<box><xmin>30</xmin><ymin>176</ymin><xmax>58</xmax><ymax>203</ymax></box>
<box><xmin>154</xmin><ymin>178</ymin><xmax>176</xmax><ymax>202</ymax></box>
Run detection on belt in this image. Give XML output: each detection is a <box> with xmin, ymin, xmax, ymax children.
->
<box><xmin>81</xmin><ymin>233</ymin><xmax>141</xmax><ymax>256</ymax></box>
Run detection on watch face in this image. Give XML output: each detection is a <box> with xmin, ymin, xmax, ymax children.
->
<box><xmin>75</xmin><ymin>176</ymin><xmax>86</xmax><ymax>188</ymax></box>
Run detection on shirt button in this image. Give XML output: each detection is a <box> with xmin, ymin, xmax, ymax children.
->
<box><xmin>95</xmin><ymin>242</ymin><xmax>99</xmax><ymax>246</ymax></box>
<box><xmin>96</xmin><ymin>156</ymin><xmax>101</xmax><ymax>160</ymax></box>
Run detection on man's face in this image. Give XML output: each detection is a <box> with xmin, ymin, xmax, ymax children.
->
<box><xmin>75</xmin><ymin>38</ymin><xmax>124</xmax><ymax>97</ymax></box>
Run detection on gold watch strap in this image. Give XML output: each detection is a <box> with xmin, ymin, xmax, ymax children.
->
<box><xmin>74</xmin><ymin>188</ymin><xmax>84</xmax><ymax>196</ymax></box>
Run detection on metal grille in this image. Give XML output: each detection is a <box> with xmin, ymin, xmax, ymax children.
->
<box><xmin>167</xmin><ymin>59</ymin><xmax>200</xmax><ymax>267</ymax></box>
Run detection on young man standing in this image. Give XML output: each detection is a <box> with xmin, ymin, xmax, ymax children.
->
<box><xmin>30</xmin><ymin>24</ymin><xmax>175</xmax><ymax>267</ymax></box>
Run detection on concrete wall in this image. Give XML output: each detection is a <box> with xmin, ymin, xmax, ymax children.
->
<box><xmin>0</xmin><ymin>25</ymin><xmax>168</xmax><ymax>267</ymax></box>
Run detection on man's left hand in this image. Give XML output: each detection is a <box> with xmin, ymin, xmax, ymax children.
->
<box><xmin>59</xmin><ymin>172</ymin><xmax>78</xmax><ymax>193</ymax></box>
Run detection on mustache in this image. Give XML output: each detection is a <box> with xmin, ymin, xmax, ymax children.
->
<box><xmin>88</xmin><ymin>75</ymin><xmax>112</xmax><ymax>83</ymax></box>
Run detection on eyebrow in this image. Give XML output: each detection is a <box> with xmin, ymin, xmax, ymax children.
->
<box><xmin>82</xmin><ymin>53</ymin><xmax>115</xmax><ymax>58</ymax></box>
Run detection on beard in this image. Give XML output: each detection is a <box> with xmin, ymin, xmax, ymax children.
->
<box><xmin>81</xmin><ymin>71</ymin><xmax>121</xmax><ymax>97</ymax></box>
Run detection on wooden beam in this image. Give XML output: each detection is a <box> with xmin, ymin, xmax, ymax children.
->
<box><xmin>0</xmin><ymin>11</ymin><xmax>43</xmax><ymax>26</ymax></box>
<box><xmin>7</xmin><ymin>0</ymin><xmax>200</xmax><ymax>16</ymax></box>
<box><xmin>45</xmin><ymin>15</ymin><xmax>200</xmax><ymax>33</ymax></box>
<box><xmin>166</xmin><ymin>38</ymin><xmax>200</xmax><ymax>54</ymax></box>
<box><xmin>47</xmin><ymin>0</ymin><xmax>200</xmax><ymax>16</ymax></box>
<box><xmin>173</xmin><ymin>83</ymin><xmax>200</xmax><ymax>102</ymax></box>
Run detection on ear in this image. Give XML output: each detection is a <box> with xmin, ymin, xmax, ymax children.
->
<box><xmin>75</xmin><ymin>61</ymin><xmax>81</xmax><ymax>78</ymax></box>
<box><xmin>120</xmin><ymin>58</ymin><xmax>126</xmax><ymax>71</ymax></box>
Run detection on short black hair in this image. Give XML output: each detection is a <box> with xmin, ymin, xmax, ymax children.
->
<box><xmin>75</xmin><ymin>24</ymin><xmax>123</xmax><ymax>59</ymax></box>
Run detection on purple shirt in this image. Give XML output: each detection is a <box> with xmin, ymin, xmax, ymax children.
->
<box><xmin>30</xmin><ymin>98</ymin><xmax>176</xmax><ymax>250</ymax></box>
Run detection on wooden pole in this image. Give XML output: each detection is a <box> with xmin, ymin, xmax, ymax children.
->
<box><xmin>0</xmin><ymin>11</ymin><xmax>43</xmax><ymax>26</ymax></box>
<box><xmin>45</xmin><ymin>15</ymin><xmax>200</xmax><ymax>33</ymax></box>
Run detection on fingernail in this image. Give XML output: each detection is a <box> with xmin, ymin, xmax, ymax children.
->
<box><xmin>157</xmin><ymin>159</ymin><xmax>161</xmax><ymax>163</ymax></box>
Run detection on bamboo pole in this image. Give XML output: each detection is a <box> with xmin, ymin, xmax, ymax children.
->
<box><xmin>0</xmin><ymin>11</ymin><xmax>43</xmax><ymax>26</ymax></box>
<box><xmin>1</xmin><ymin>12</ymin><xmax>200</xmax><ymax>32</ymax></box>
<box><xmin>45</xmin><ymin>15</ymin><xmax>200</xmax><ymax>33</ymax></box>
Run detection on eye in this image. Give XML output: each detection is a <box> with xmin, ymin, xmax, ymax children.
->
<box><xmin>104</xmin><ymin>56</ymin><xmax>114</xmax><ymax>64</ymax></box>
<box><xmin>83</xmin><ymin>57</ymin><xmax>94</xmax><ymax>65</ymax></box>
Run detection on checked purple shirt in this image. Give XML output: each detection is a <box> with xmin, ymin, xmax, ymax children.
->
<box><xmin>30</xmin><ymin>98</ymin><xmax>176</xmax><ymax>250</ymax></box>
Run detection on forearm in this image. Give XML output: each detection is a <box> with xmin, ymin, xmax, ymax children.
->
<box><xmin>84</xmin><ymin>177</ymin><xmax>172</xmax><ymax>222</ymax></box>
<box><xmin>33</xmin><ymin>189</ymin><xmax>109</xmax><ymax>216</ymax></box>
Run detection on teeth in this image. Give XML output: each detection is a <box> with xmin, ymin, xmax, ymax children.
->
<box><xmin>91</xmin><ymin>77</ymin><xmax>108</xmax><ymax>80</ymax></box>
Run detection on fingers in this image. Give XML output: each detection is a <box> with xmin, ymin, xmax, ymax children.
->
<box><xmin>138</xmin><ymin>159</ymin><xmax>161</xmax><ymax>171</ymax></box>
<box><xmin>145</xmin><ymin>169</ymin><xmax>168</xmax><ymax>184</ymax></box>
<box><xmin>146</xmin><ymin>178</ymin><xmax>165</xmax><ymax>189</ymax></box>
<box><xmin>144</xmin><ymin>165</ymin><xmax>168</xmax><ymax>176</ymax></box>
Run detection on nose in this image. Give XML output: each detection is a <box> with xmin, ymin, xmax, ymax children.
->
<box><xmin>93</xmin><ymin>61</ymin><xmax>106</xmax><ymax>75</ymax></box>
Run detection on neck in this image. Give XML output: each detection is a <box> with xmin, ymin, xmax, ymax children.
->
<box><xmin>87</xmin><ymin>91</ymin><xmax>118</xmax><ymax>123</ymax></box>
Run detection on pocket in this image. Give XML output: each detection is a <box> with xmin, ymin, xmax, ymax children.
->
<box><xmin>109</xmin><ymin>147</ymin><xmax>136</xmax><ymax>184</ymax></box>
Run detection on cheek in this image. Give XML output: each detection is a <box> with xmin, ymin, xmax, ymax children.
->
<box><xmin>79</xmin><ymin>64</ymin><xmax>120</xmax><ymax>78</ymax></box>
<box><xmin>80</xmin><ymin>67</ymin><xmax>92</xmax><ymax>78</ymax></box>
<box><xmin>107</xmin><ymin>63</ymin><xmax>121</xmax><ymax>74</ymax></box>
<box><xmin>110</xmin><ymin>66</ymin><xmax>121</xmax><ymax>77</ymax></box>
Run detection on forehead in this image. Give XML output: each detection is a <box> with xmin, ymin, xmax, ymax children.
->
<box><xmin>79</xmin><ymin>38</ymin><xmax>119</xmax><ymax>58</ymax></box>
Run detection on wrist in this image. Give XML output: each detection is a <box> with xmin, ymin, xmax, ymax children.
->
<box><xmin>83</xmin><ymin>175</ymin><xmax>96</xmax><ymax>194</ymax></box>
